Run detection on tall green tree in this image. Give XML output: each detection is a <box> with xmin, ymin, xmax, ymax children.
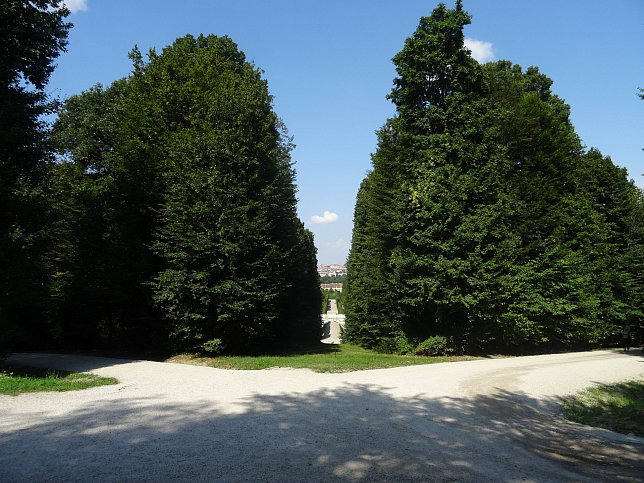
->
<box><xmin>148</xmin><ymin>35</ymin><xmax>319</xmax><ymax>353</ymax></box>
<box><xmin>51</xmin><ymin>34</ymin><xmax>320</xmax><ymax>353</ymax></box>
<box><xmin>50</xmin><ymin>78</ymin><xmax>164</xmax><ymax>349</ymax></box>
<box><xmin>0</xmin><ymin>1</ymin><xmax>71</xmax><ymax>352</ymax></box>
<box><xmin>482</xmin><ymin>61</ymin><xmax>636</xmax><ymax>347</ymax></box>
<box><xmin>387</xmin><ymin>1</ymin><xmax>514</xmax><ymax>349</ymax></box>
<box><xmin>575</xmin><ymin>149</ymin><xmax>644</xmax><ymax>339</ymax></box>
<box><xmin>347</xmin><ymin>1</ymin><xmax>510</xmax><ymax>351</ymax></box>
<box><xmin>347</xmin><ymin>1</ymin><xmax>642</xmax><ymax>352</ymax></box>
<box><xmin>344</xmin><ymin>122</ymin><xmax>402</xmax><ymax>348</ymax></box>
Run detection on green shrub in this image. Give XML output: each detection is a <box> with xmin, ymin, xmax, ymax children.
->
<box><xmin>373</xmin><ymin>332</ymin><xmax>414</xmax><ymax>354</ymax></box>
<box><xmin>201</xmin><ymin>338</ymin><xmax>224</xmax><ymax>355</ymax></box>
<box><xmin>374</xmin><ymin>337</ymin><xmax>398</xmax><ymax>354</ymax></box>
<box><xmin>414</xmin><ymin>336</ymin><xmax>452</xmax><ymax>356</ymax></box>
<box><xmin>394</xmin><ymin>333</ymin><xmax>415</xmax><ymax>354</ymax></box>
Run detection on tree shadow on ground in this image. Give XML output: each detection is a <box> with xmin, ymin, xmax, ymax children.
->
<box><xmin>1</xmin><ymin>380</ymin><xmax>642</xmax><ymax>481</ymax></box>
<box><xmin>275</xmin><ymin>342</ymin><xmax>341</xmax><ymax>356</ymax></box>
<box><xmin>6</xmin><ymin>353</ymin><xmax>140</xmax><ymax>373</ymax></box>
<box><xmin>612</xmin><ymin>347</ymin><xmax>644</xmax><ymax>358</ymax></box>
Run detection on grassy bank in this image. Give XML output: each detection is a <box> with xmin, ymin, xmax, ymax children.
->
<box><xmin>0</xmin><ymin>363</ymin><xmax>118</xmax><ymax>396</ymax></box>
<box><xmin>166</xmin><ymin>343</ymin><xmax>479</xmax><ymax>373</ymax></box>
<box><xmin>562</xmin><ymin>379</ymin><xmax>644</xmax><ymax>437</ymax></box>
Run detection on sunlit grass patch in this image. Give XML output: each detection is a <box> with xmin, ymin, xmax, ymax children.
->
<box><xmin>562</xmin><ymin>380</ymin><xmax>644</xmax><ymax>437</ymax></box>
<box><xmin>166</xmin><ymin>343</ymin><xmax>479</xmax><ymax>373</ymax></box>
<box><xmin>0</xmin><ymin>363</ymin><xmax>118</xmax><ymax>396</ymax></box>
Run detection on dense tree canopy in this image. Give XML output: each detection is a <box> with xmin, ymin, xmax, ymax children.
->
<box><xmin>5</xmin><ymin>31</ymin><xmax>321</xmax><ymax>354</ymax></box>
<box><xmin>0</xmin><ymin>1</ymin><xmax>71</xmax><ymax>353</ymax></box>
<box><xmin>344</xmin><ymin>1</ymin><xmax>643</xmax><ymax>353</ymax></box>
<box><xmin>3</xmin><ymin>0</ymin><xmax>640</xmax><ymax>357</ymax></box>
<box><xmin>146</xmin><ymin>35</ymin><xmax>320</xmax><ymax>353</ymax></box>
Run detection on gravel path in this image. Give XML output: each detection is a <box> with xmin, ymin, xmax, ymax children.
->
<box><xmin>1</xmin><ymin>350</ymin><xmax>643</xmax><ymax>481</ymax></box>
<box><xmin>321</xmin><ymin>320</ymin><xmax>343</xmax><ymax>344</ymax></box>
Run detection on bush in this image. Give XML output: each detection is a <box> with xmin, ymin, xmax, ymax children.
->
<box><xmin>374</xmin><ymin>337</ymin><xmax>398</xmax><ymax>354</ymax></box>
<box><xmin>372</xmin><ymin>332</ymin><xmax>415</xmax><ymax>354</ymax></box>
<box><xmin>201</xmin><ymin>338</ymin><xmax>224</xmax><ymax>355</ymax></box>
<box><xmin>414</xmin><ymin>336</ymin><xmax>452</xmax><ymax>356</ymax></box>
<box><xmin>394</xmin><ymin>333</ymin><xmax>415</xmax><ymax>354</ymax></box>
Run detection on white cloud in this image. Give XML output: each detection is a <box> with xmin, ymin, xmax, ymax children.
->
<box><xmin>464</xmin><ymin>38</ymin><xmax>495</xmax><ymax>63</ymax></box>
<box><xmin>309</xmin><ymin>210</ymin><xmax>339</xmax><ymax>224</ymax></box>
<box><xmin>62</xmin><ymin>0</ymin><xmax>88</xmax><ymax>13</ymax></box>
<box><xmin>328</xmin><ymin>238</ymin><xmax>350</xmax><ymax>251</ymax></box>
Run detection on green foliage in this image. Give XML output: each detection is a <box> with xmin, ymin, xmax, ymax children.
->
<box><xmin>393</xmin><ymin>332</ymin><xmax>416</xmax><ymax>354</ymax></box>
<box><xmin>346</xmin><ymin>1</ymin><xmax>644</xmax><ymax>353</ymax></box>
<box><xmin>344</xmin><ymin>123</ymin><xmax>402</xmax><ymax>346</ymax></box>
<box><xmin>147</xmin><ymin>35</ymin><xmax>320</xmax><ymax>353</ymax></box>
<box><xmin>370</xmin><ymin>331</ymin><xmax>416</xmax><ymax>355</ymax></box>
<box><xmin>201</xmin><ymin>338</ymin><xmax>224</xmax><ymax>355</ymax></box>
<box><xmin>562</xmin><ymin>379</ymin><xmax>644</xmax><ymax>437</ymax></box>
<box><xmin>279</xmin><ymin>226</ymin><xmax>322</xmax><ymax>345</ymax></box>
<box><xmin>49</xmin><ymin>79</ymin><xmax>164</xmax><ymax>349</ymax></box>
<box><xmin>320</xmin><ymin>274</ymin><xmax>346</xmax><ymax>284</ymax></box>
<box><xmin>48</xmin><ymin>34</ymin><xmax>320</xmax><ymax>354</ymax></box>
<box><xmin>321</xmin><ymin>290</ymin><xmax>330</xmax><ymax>313</ymax></box>
<box><xmin>0</xmin><ymin>1</ymin><xmax>72</xmax><ymax>353</ymax></box>
<box><xmin>334</xmin><ymin>290</ymin><xmax>345</xmax><ymax>314</ymax></box>
<box><xmin>413</xmin><ymin>336</ymin><xmax>452</xmax><ymax>356</ymax></box>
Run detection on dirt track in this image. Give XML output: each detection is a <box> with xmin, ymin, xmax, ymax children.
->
<box><xmin>1</xmin><ymin>350</ymin><xmax>643</xmax><ymax>481</ymax></box>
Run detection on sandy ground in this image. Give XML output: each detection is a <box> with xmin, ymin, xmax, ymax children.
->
<box><xmin>1</xmin><ymin>350</ymin><xmax>643</xmax><ymax>482</ymax></box>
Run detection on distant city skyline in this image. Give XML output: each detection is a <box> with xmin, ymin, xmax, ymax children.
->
<box><xmin>317</xmin><ymin>264</ymin><xmax>347</xmax><ymax>278</ymax></box>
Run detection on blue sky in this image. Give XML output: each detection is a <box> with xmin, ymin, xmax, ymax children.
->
<box><xmin>51</xmin><ymin>0</ymin><xmax>644</xmax><ymax>264</ymax></box>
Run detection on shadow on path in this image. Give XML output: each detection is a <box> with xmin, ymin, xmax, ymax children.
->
<box><xmin>1</xmin><ymin>381</ymin><xmax>642</xmax><ymax>481</ymax></box>
<box><xmin>6</xmin><ymin>353</ymin><xmax>139</xmax><ymax>373</ymax></box>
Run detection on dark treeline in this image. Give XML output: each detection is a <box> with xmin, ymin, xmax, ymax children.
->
<box><xmin>1</xmin><ymin>0</ymin><xmax>72</xmax><ymax>355</ymax></box>
<box><xmin>344</xmin><ymin>1</ymin><xmax>644</xmax><ymax>354</ymax></box>
<box><xmin>1</xmin><ymin>1</ymin><xmax>320</xmax><ymax>355</ymax></box>
<box><xmin>2</xmin><ymin>1</ymin><xmax>642</xmax><ymax>358</ymax></box>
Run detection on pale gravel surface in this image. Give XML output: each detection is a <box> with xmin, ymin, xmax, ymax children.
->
<box><xmin>321</xmin><ymin>299</ymin><xmax>344</xmax><ymax>344</ymax></box>
<box><xmin>321</xmin><ymin>319</ymin><xmax>343</xmax><ymax>344</ymax></box>
<box><xmin>1</xmin><ymin>350</ymin><xmax>643</xmax><ymax>482</ymax></box>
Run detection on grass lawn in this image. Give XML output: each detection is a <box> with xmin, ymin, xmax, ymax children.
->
<box><xmin>0</xmin><ymin>363</ymin><xmax>118</xmax><ymax>396</ymax></box>
<box><xmin>562</xmin><ymin>379</ymin><xmax>644</xmax><ymax>437</ymax></box>
<box><xmin>166</xmin><ymin>342</ymin><xmax>479</xmax><ymax>373</ymax></box>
